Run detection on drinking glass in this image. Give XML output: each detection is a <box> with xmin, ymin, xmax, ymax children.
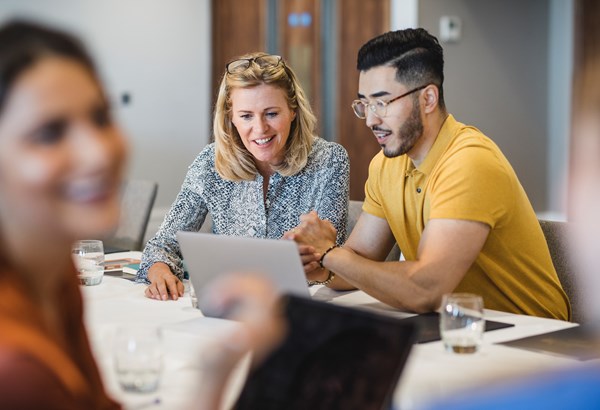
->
<box><xmin>72</xmin><ymin>239</ymin><xmax>104</xmax><ymax>286</ymax></box>
<box><xmin>440</xmin><ymin>293</ymin><xmax>484</xmax><ymax>354</ymax></box>
<box><xmin>114</xmin><ymin>326</ymin><xmax>163</xmax><ymax>393</ymax></box>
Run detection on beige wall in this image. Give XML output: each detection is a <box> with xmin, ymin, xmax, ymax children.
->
<box><xmin>419</xmin><ymin>0</ymin><xmax>572</xmax><ymax>214</ymax></box>
<box><xmin>0</xmin><ymin>0</ymin><xmax>212</xmax><ymax>209</ymax></box>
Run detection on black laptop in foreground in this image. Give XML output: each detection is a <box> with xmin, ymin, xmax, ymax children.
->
<box><xmin>234</xmin><ymin>295</ymin><xmax>418</xmax><ymax>410</ymax></box>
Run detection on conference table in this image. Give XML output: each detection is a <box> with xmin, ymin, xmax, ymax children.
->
<box><xmin>83</xmin><ymin>252</ymin><xmax>581</xmax><ymax>410</ymax></box>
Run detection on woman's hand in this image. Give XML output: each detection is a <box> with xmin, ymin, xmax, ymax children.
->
<box><xmin>144</xmin><ymin>262</ymin><xmax>185</xmax><ymax>301</ymax></box>
<box><xmin>284</xmin><ymin>211</ymin><xmax>338</xmax><ymax>254</ymax></box>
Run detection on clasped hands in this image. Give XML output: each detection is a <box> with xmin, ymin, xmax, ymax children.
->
<box><xmin>282</xmin><ymin>211</ymin><xmax>338</xmax><ymax>283</ymax></box>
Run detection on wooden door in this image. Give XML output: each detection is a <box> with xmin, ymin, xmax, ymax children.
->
<box><xmin>278</xmin><ymin>0</ymin><xmax>322</xmax><ymax>128</ymax></box>
<box><xmin>336</xmin><ymin>0</ymin><xmax>390</xmax><ymax>200</ymax></box>
<box><xmin>212</xmin><ymin>0</ymin><xmax>390</xmax><ymax>199</ymax></box>
<box><xmin>211</xmin><ymin>0</ymin><xmax>267</xmax><ymax>107</ymax></box>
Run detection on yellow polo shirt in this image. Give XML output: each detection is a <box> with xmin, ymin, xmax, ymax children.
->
<box><xmin>364</xmin><ymin>115</ymin><xmax>570</xmax><ymax>320</ymax></box>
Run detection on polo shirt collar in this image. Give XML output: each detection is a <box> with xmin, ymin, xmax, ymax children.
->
<box><xmin>415</xmin><ymin>114</ymin><xmax>459</xmax><ymax>175</ymax></box>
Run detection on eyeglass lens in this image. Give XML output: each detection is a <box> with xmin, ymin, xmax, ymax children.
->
<box><xmin>352</xmin><ymin>101</ymin><xmax>382</xmax><ymax>119</ymax></box>
<box><xmin>226</xmin><ymin>55</ymin><xmax>282</xmax><ymax>74</ymax></box>
<box><xmin>352</xmin><ymin>101</ymin><xmax>367</xmax><ymax>118</ymax></box>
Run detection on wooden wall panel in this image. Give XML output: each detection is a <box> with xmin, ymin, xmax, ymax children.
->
<box><xmin>337</xmin><ymin>0</ymin><xmax>390</xmax><ymax>200</ymax></box>
<box><xmin>211</xmin><ymin>0</ymin><xmax>267</xmax><ymax>107</ymax></box>
<box><xmin>278</xmin><ymin>0</ymin><xmax>321</xmax><ymax>127</ymax></box>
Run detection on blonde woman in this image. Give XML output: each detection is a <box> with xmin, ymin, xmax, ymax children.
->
<box><xmin>139</xmin><ymin>53</ymin><xmax>350</xmax><ymax>301</ymax></box>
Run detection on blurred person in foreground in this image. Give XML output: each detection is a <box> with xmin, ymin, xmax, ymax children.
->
<box><xmin>137</xmin><ymin>51</ymin><xmax>350</xmax><ymax>301</ymax></box>
<box><xmin>287</xmin><ymin>28</ymin><xmax>569</xmax><ymax>320</ymax></box>
<box><xmin>0</xmin><ymin>20</ymin><xmax>283</xmax><ymax>410</ymax></box>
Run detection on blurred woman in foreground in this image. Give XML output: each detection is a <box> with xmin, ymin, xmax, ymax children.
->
<box><xmin>0</xmin><ymin>20</ymin><xmax>282</xmax><ymax>409</ymax></box>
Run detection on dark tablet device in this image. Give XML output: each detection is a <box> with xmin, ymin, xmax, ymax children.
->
<box><xmin>234</xmin><ymin>295</ymin><xmax>418</xmax><ymax>410</ymax></box>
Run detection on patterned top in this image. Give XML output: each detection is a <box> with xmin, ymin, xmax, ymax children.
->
<box><xmin>137</xmin><ymin>137</ymin><xmax>350</xmax><ymax>281</ymax></box>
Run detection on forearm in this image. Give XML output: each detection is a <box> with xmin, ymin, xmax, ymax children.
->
<box><xmin>138</xmin><ymin>240</ymin><xmax>185</xmax><ymax>281</ymax></box>
<box><xmin>307</xmin><ymin>266</ymin><xmax>356</xmax><ymax>290</ymax></box>
<box><xmin>194</xmin><ymin>350</ymin><xmax>246</xmax><ymax>410</ymax></box>
<box><xmin>138</xmin><ymin>188</ymin><xmax>207</xmax><ymax>280</ymax></box>
<box><xmin>322</xmin><ymin>246</ymin><xmax>445</xmax><ymax>312</ymax></box>
<box><xmin>316</xmin><ymin>145</ymin><xmax>350</xmax><ymax>244</ymax></box>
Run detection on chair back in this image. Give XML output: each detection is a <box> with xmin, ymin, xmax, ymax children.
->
<box><xmin>200</xmin><ymin>213</ymin><xmax>213</xmax><ymax>233</ymax></box>
<box><xmin>105</xmin><ymin>180</ymin><xmax>158</xmax><ymax>251</ymax></box>
<box><xmin>347</xmin><ymin>200</ymin><xmax>401</xmax><ymax>262</ymax></box>
<box><xmin>347</xmin><ymin>200</ymin><xmax>363</xmax><ymax>237</ymax></box>
<box><xmin>539</xmin><ymin>219</ymin><xmax>582</xmax><ymax>323</ymax></box>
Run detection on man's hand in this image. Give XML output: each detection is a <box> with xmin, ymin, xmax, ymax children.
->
<box><xmin>144</xmin><ymin>262</ymin><xmax>185</xmax><ymax>301</ymax></box>
<box><xmin>295</xmin><ymin>244</ymin><xmax>320</xmax><ymax>273</ymax></box>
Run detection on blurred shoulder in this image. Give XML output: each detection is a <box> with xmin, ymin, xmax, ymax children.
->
<box><xmin>0</xmin><ymin>348</ymin><xmax>74</xmax><ymax>409</ymax></box>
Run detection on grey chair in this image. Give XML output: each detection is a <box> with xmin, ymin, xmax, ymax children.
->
<box><xmin>347</xmin><ymin>200</ymin><xmax>401</xmax><ymax>262</ymax></box>
<box><xmin>105</xmin><ymin>180</ymin><xmax>158</xmax><ymax>251</ymax></box>
<box><xmin>199</xmin><ymin>213</ymin><xmax>213</xmax><ymax>233</ymax></box>
<box><xmin>538</xmin><ymin>219</ymin><xmax>582</xmax><ymax>323</ymax></box>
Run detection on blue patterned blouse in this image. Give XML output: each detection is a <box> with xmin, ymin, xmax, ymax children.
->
<box><xmin>137</xmin><ymin>137</ymin><xmax>350</xmax><ymax>281</ymax></box>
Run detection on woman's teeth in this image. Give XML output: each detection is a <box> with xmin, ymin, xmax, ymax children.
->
<box><xmin>65</xmin><ymin>180</ymin><xmax>109</xmax><ymax>203</ymax></box>
<box><xmin>255</xmin><ymin>136</ymin><xmax>274</xmax><ymax>145</ymax></box>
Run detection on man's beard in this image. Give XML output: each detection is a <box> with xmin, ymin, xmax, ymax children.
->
<box><xmin>383</xmin><ymin>98</ymin><xmax>423</xmax><ymax>158</ymax></box>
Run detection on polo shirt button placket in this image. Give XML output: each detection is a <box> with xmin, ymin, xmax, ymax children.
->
<box><xmin>416</xmin><ymin>187</ymin><xmax>422</xmax><ymax>194</ymax></box>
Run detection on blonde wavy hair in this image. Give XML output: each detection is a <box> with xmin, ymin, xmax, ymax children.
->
<box><xmin>213</xmin><ymin>52</ymin><xmax>317</xmax><ymax>181</ymax></box>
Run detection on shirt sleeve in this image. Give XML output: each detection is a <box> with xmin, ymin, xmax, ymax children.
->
<box><xmin>313</xmin><ymin>143</ymin><xmax>350</xmax><ymax>244</ymax></box>
<box><xmin>427</xmin><ymin>141</ymin><xmax>512</xmax><ymax>228</ymax></box>
<box><xmin>363</xmin><ymin>153</ymin><xmax>387</xmax><ymax>219</ymax></box>
<box><xmin>137</xmin><ymin>153</ymin><xmax>210</xmax><ymax>281</ymax></box>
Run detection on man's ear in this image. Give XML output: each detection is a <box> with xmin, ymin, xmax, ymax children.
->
<box><xmin>422</xmin><ymin>85</ymin><xmax>439</xmax><ymax>114</ymax></box>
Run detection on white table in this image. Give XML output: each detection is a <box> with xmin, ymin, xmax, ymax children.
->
<box><xmin>311</xmin><ymin>286</ymin><xmax>581</xmax><ymax>409</ymax></box>
<box><xmin>83</xmin><ymin>252</ymin><xmax>581</xmax><ymax>410</ymax></box>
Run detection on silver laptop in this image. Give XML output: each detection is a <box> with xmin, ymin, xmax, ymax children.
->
<box><xmin>177</xmin><ymin>231</ymin><xmax>310</xmax><ymax>304</ymax></box>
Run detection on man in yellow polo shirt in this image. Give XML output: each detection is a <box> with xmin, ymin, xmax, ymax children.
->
<box><xmin>288</xmin><ymin>28</ymin><xmax>570</xmax><ymax>320</ymax></box>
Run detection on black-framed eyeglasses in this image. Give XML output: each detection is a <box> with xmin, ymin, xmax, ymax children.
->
<box><xmin>226</xmin><ymin>55</ymin><xmax>283</xmax><ymax>74</ymax></box>
<box><xmin>351</xmin><ymin>84</ymin><xmax>429</xmax><ymax>119</ymax></box>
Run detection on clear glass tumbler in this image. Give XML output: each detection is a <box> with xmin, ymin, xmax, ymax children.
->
<box><xmin>114</xmin><ymin>326</ymin><xmax>163</xmax><ymax>393</ymax></box>
<box><xmin>440</xmin><ymin>293</ymin><xmax>484</xmax><ymax>354</ymax></box>
<box><xmin>72</xmin><ymin>239</ymin><xmax>104</xmax><ymax>286</ymax></box>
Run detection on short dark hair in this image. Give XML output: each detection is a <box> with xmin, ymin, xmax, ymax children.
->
<box><xmin>357</xmin><ymin>28</ymin><xmax>445</xmax><ymax>109</ymax></box>
<box><xmin>0</xmin><ymin>19</ymin><xmax>99</xmax><ymax>115</ymax></box>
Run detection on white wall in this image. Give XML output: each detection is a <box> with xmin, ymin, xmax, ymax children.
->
<box><xmin>391</xmin><ymin>0</ymin><xmax>419</xmax><ymax>29</ymax></box>
<box><xmin>0</xmin><ymin>0</ymin><xmax>212</xmax><ymax>208</ymax></box>
<box><xmin>419</xmin><ymin>0</ymin><xmax>554</xmax><ymax>212</ymax></box>
<box><xmin>413</xmin><ymin>0</ymin><xmax>573</xmax><ymax>215</ymax></box>
<box><xmin>547</xmin><ymin>0</ymin><xmax>573</xmax><ymax>217</ymax></box>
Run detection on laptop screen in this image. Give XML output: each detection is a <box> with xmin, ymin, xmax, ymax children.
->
<box><xmin>234</xmin><ymin>295</ymin><xmax>417</xmax><ymax>410</ymax></box>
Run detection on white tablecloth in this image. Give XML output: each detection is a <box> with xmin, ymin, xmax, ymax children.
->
<box><xmin>83</xmin><ymin>252</ymin><xmax>580</xmax><ymax>410</ymax></box>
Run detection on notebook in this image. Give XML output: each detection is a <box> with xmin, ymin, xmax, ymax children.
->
<box><xmin>234</xmin><ymin>295</ymin><xmax>418</xmax><ymax>410</ymax></box>
<box><xmin>177</xmin><ymin>232</ymin><xmax>310</xmax><ymax>314</ymax></box>
<box><xmin>401</xmin><ymin>312</ymin><xmax>514</xmax><ymax>343</ymax></box>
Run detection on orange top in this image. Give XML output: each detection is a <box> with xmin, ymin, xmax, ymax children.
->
<box><xmin>0</xmin><ymin>264</ymin><xmax>120</xmax><ymax>410</ymax></box>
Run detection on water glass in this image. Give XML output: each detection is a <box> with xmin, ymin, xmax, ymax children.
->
<box><xmin>114</xmin><ymin>326</ymin><xmax>163</xmax><ymax>393</ymax></box>
<box><xmin>72</xmin><ymin>240</ymin><xmax>104</xmax><ymax>286</ymax></box>
<box><xmin>440</xmin><ymin>293</ymin><xmax>484</xmax><ymax>354</ymax></box>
